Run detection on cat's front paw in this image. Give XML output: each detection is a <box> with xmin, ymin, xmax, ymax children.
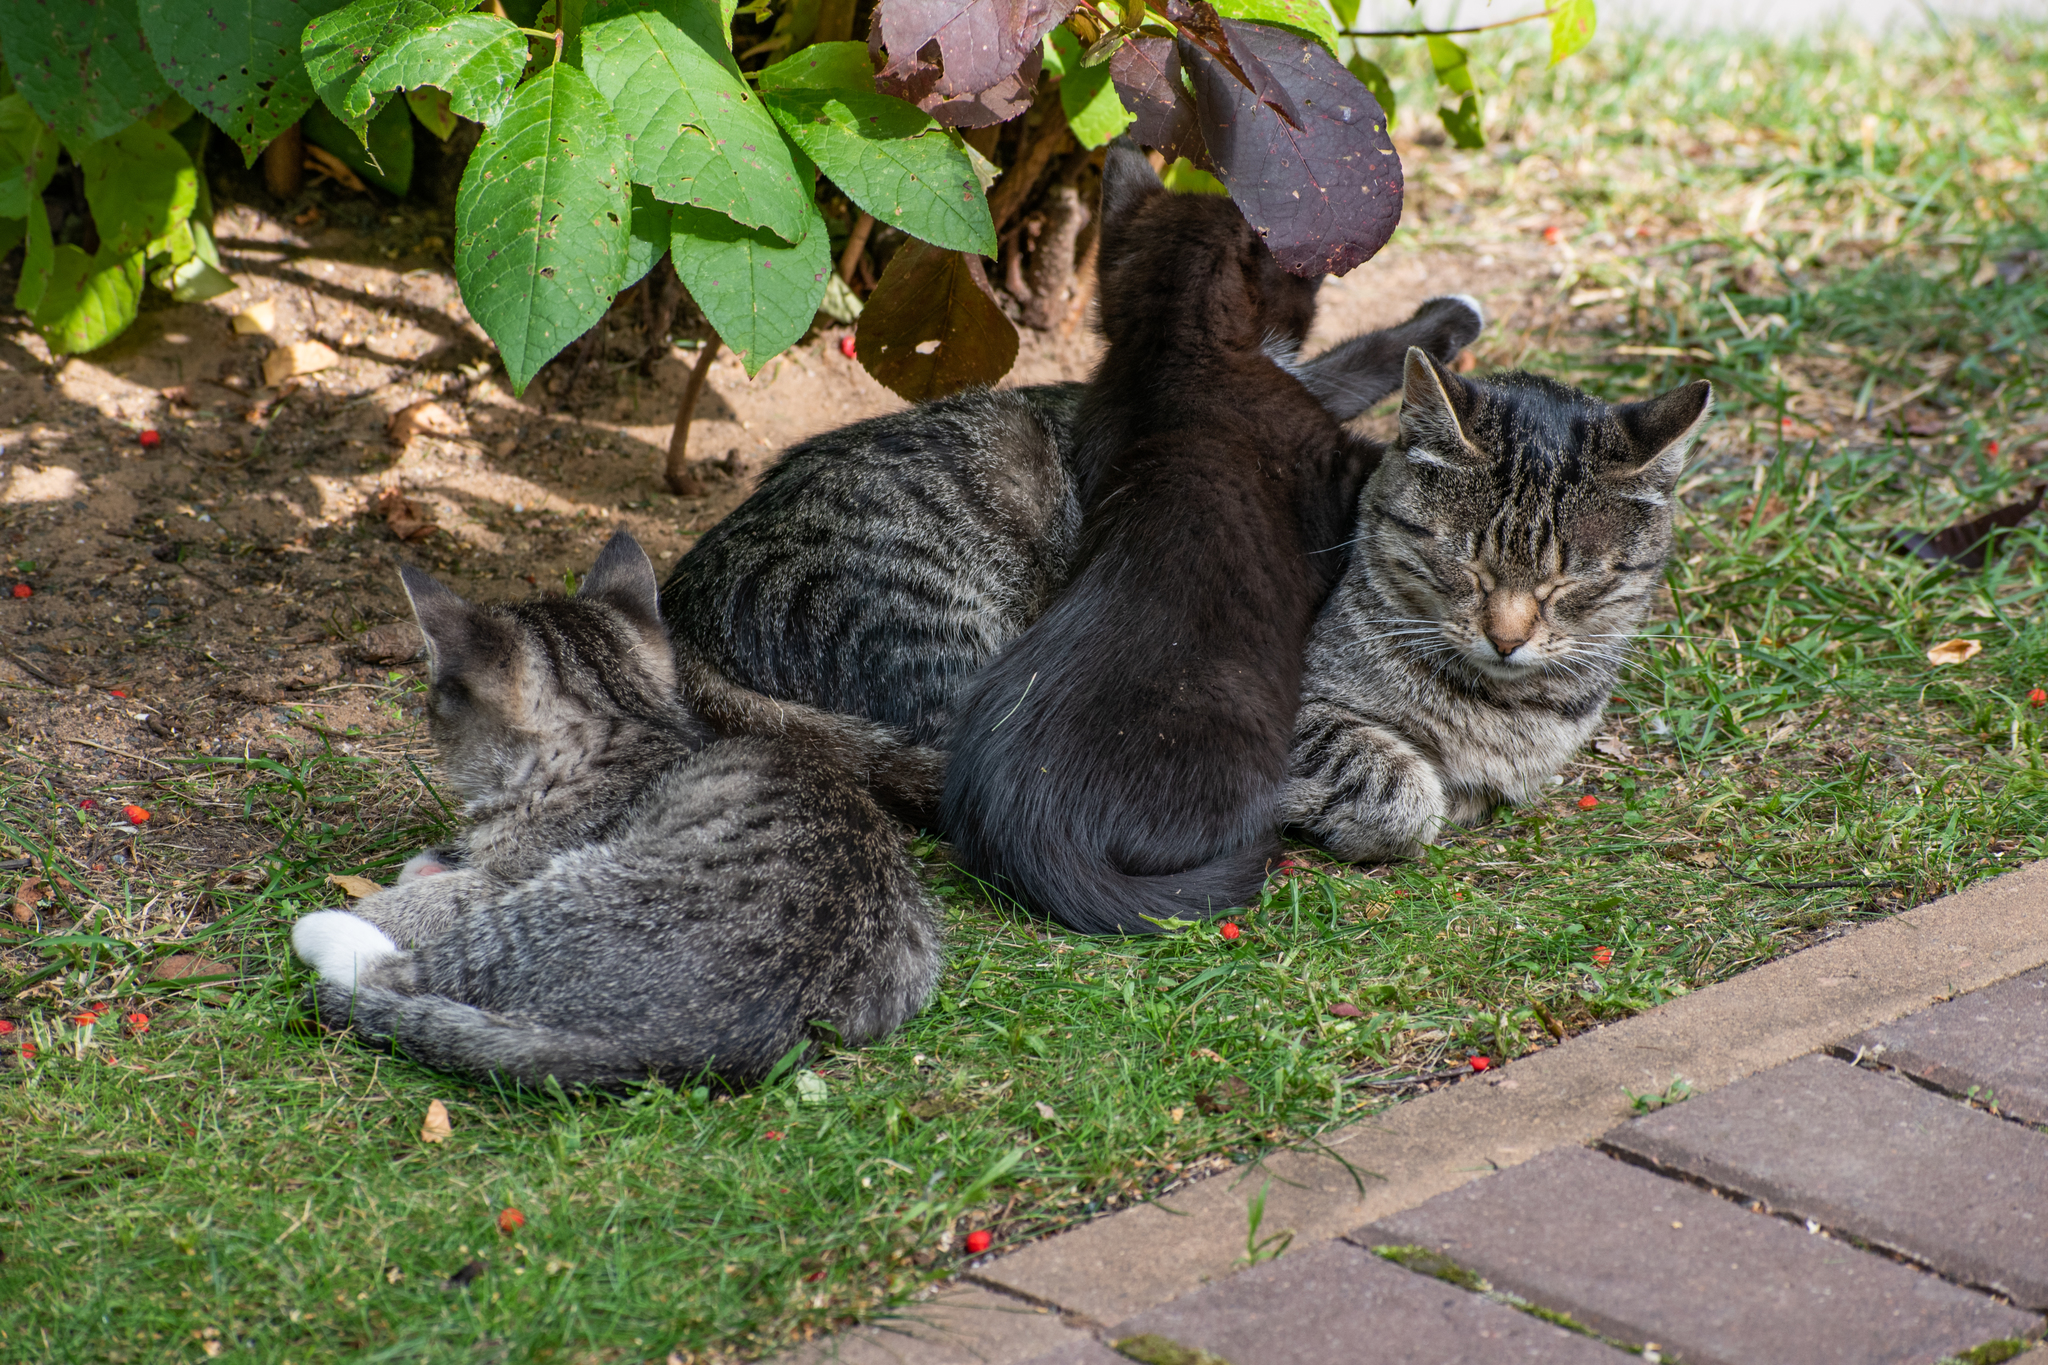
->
<box><xmin>292</xmin><ymin>910</ymin><xmax>401</xmax><ymax>990</ymax></box>
<box><xmin>399</xmin><ymin>848</ymin><xmax>458</xmax><ymax>882</ymax></box>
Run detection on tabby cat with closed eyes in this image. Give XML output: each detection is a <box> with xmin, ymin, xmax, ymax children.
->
<box><xmin>1282</xmin><ymin>349</ymin><xmax>1712</xmax><ymax>862</ymax></box>
<box><xmin>291</xmin><ymin>531</ymin><xmax>942</xmax><ymax>1089</ymax></box>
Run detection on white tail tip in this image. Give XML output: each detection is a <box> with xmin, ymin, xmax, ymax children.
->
<box><xmin>292</xmin><ymin>911</ymin><xmax>400</xmax><ymax>990</ymax></box>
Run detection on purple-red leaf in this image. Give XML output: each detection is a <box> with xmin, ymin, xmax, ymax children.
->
<box><xmin>874</xmin><ymin>35</ymin><xmax>1043</xmax><ymax>127</ymax></box>
<box><xmin>1891</xmin><ymin>486</ymin><xmax>2043</xmax><ymax>572</ymax></box>
<box><xmin>855</xmin><ymin>241</ymin><xmax>1020</xmax><ymax>401</ymax></box>
<box><xmin>1108</xmin><ymin>36</ymin><xmax>1211</xmax><ymax>170</ymax></box>
<box><xmin>874</xmin><ymin>0</ymin><xmax>1073</xmax><ymax>118</ymax></box>
<box><xmin>1183</xmin><ymin>19</ymin><xmax>1402</xmax><ymax>277</ymax></box>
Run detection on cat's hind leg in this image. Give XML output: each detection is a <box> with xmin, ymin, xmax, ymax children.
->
<box><xmin>343</xmin><ymin>869</ymin><xmax>497</xmax><ymax>948</ymax></box>
<box><xmin>1281</xmin><ymin>700</ymin><xmax>1448</xmax><ymax>862</ymax></box>
<box><xmin>292</xmin><ymin>912</ymin><xmax>403</xmax><ymax>991</ymax></box>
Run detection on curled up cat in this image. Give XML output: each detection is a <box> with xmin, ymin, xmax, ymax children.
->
<box><xmin>940</xmin><ymin>145</ymin><xmax>1379</xmax><ymax>935</ymax></box>
<box><xmin>659</xmin><ymin>294</ymin><xmax>1483</xmax><ymax>826</ymax></box>
<box><xmin>1282</xmin><ymin>350</ymin><xmax>1712</xmax><ymax>862</ymax></box>
<box><xmin>290</xmin><ymin>531</ymin><xmax>942</xmax><ymax>1090</ymax></box>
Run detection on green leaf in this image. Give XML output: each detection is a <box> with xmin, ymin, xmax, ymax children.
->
<box><xmin>16</xmin><ymin>207</ymin><xmax>144</xmax><ymax>355</ymax></box>
<box><xmin>138</xmin><ymin>0</ymin><xmax>346</xmax><ymax>165</ymax></box>
<box><xmin>1438</xmin><ymin>92</ymin><xmax>1483</xmax><ymax>150</ymax></box>
<box><xmin>454</xmin><ymin>63</ymin><xmax>631</xmax><ymax>394</ymax></box>
<box><xmin>1326</xmin><ymin>0</ymin><xmax>1358</xmax><ymax>30</ymax></box>
<box><xmin>1160</xmin><ymin>155</ymin><xmax>1225</xmax><ymax>195</ymax></box>
<box><xmin>73</xmin><ymin>122</ymin><xmax>198</xmax><ymax>262</ymax></box>
<box><xmin>0</xmin><ymin>0</ymin><xmax>177</xmax><ymax>144</ymax></box>
<box><xmin>303</xmin><ymin>96</ymin><xmax>415</xmax><ymax>193</ymax></box>
<box><xmin>1345</xmin><ymin>55</ymin><xmax>1394</xmax><ymax>129</ymax></box>
<box><xmin>349</xmin><ymin>12</ymin><xmax>527</xmax><ymax>132</ymax></box>
<box><xmin>0</xmin><ymin>94</ymin><xmax>61</xmax><ymax>219</ymax></box>
<box><xmin>582</xmin><ymin>0</ymin><xmax>811</xmax><ymax>244</ymax></box>
<box><xmin>754</xmin><ymin>39</ymin><xmax>873</xmax><ymax>93</ymax></box>
<box><xmin>0</xmin><ymin>217</ymin><xmax>24</xmax><ymax>263</ymax></box>
<box><xmin>302</xmin><ymin>0</ymin><xmax>474</xmax><ymax>134</ymax></box>
<box><xmin>1208</xmin><ymin>0</ymin><xmax>1337</xmax><ymax>56</ymax></box>
<box><xmin>145</xmin><ymin>218</ymin><xmax>236</xmax><ymax>301</ymax></box>
<box><xmin>761</xmin><ymin>87</ymin><xmax>995</xmax><ymax>258</ymax></box>
<box><xmin>624</xmin><ymin>182</ymin><xmax>670</xmax><ymax>288</ymax></box>
<box><xmin>1425</xmin><ymin>33</ymin><xmax>1474</xmax><ymax>96</ymax></box>
<box><xmin>1046</xmin><ymin>28</ymin><xmax>1132</xmax><ymax>149</ymax></box>
<box><xmin>668</xmin><ymin>201</ymin><xmax>828</xmax><ymax>375</ymax></box>
<box><xmin>1549</xmin><ymin>0</ymin><xmax>1596</xmax><ymax>66</ymax></box>
<box><xmin>405</xmin><ymin>86</ymin><xmax>459</xmax><ymax>139</ymax></box>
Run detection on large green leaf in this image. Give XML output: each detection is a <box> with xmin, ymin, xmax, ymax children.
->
<box><xmin>754</xmin><ymin>39</ymin><xmax>874</xmax><ymax>93</ymax></box>
<box><xmin>301</xmin><ymin>0</ymin><xmax>475</xmax><ymax>135</ymax></box>
<box><xmin>455</xmin><ymin>64</ymin><xmax>631</xmax><ymax>394</ymax></box>
<box><xmin>624</xmin><ymin>182</ymin><xmax>670</xmax><ymax>288</ymax></box>
<box><xmin>73</xmin><ymin>122</ymin><xmax>198</xmax><ymax>262</ymax></box>
<box><xmin>669</xmin><ymin>201</ymin><xmax>828</xmax><ymax>376</ymax></box>
<box><xmin>1549</xmin><ymin>0</ymin><xmax>1597</xmax><ymax>66</ymax></box>
<box><xmin>759</xmin><ymin>85</ymin><xmax>995</xmax><ymax>258</ymax></box>
<box><xmin>16</xmin><ymin>208</ymin><xmax>144</xmax><ymax>355</ymax></box>
<box><xmin>138</xmin><ymin>0</ymin><xmax>347</xmax><ymax>164</ymax></box>
<box><xmin>304</xmin><ymin>96</ymin><xmax>415</xmax><ymax>192</ymax></box>
<box><xmin>582</xmin><ymin>0</ymin><xmax>810</xmax><ymax>243</ymax></box>
<box><xmin>348</xmin><ymin>12</ymin><xmax>527</xmax><ymax>131</ymax></box>
<box><xmin>0</xmin><ymin>94</ymin><xmax>60</xmax><ymax>219</ymax></box>
<box><xmin>1043</xmin><ymin>28</ymin><xmax>1132</xmax><ymax>150</ymax></box>
<box><xmin>1208</xmin><ymin>0</ymin><xmax>1337</xmax><ymax>56</ymax></box>
<box><xmin>0</xmin><ymin>0</ymin><xmax>177</xmax><ymax>143</ymax></box>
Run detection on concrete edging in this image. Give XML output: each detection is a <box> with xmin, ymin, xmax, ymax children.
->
<box><xmin>778</xmin><ymin>858</ymin><xmax>2048</xmax><ymax>1362</ymax></box>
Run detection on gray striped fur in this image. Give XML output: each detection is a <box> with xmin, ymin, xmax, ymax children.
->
<box><xmin>293</xmin><ymin>532</ymin><xmax>942</xmax><ymax>1089</ymax></box>
<box><xmin>1282</xmin><ymin>351</ymin><xmax>1712</xmax><ymax>861</ymax></box>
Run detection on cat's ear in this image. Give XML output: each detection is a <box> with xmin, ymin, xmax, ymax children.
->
<box><xmin>1397</xmin><ymin>347</ymin><xmax>1485</xmax><ymax>469</ymax></box>
<box><xmin>579</xmin><ymin>529</ymin><xmax>664</xmax><ymax>633</ymax></box>
<box><xmin>399</xmin><ymin>564</ymin><xmax>471</xmax><ymax>675</ymax></box>
<box><xmin>1100</xmin><ymin>139</ymin><xmax>1164</xmax><ymax>229</ymax></box>
<box><xmin>1609</xmin><ymin>379</ymin><xmax>1713</xmax><ymax>495</ymax></box>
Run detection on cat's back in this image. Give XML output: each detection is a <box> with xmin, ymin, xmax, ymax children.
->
<box><xmin>660</xmin><ymin>384</ymin><xmax>1084</xmax><ymax>742</ymax></box>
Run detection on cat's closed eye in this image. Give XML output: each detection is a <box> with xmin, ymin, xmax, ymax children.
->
<box><xmin>1379</xmin><ymin>506</ymin><xmax>1435</xmax><ymax>538</ymax></box>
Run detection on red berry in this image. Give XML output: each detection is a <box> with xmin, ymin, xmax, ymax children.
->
<box><xmin>839</xmin><ymin>335</ymin><xmax>857</xmax><ymax>359</ymax></box>
<box><xmin>0</xmin><ymin>1020</ymin><xmax>14</xmax><ymax>1034</ymax></box>
<box><xmin>805</xmin><ymin>1269</ymin><xmax>826</xmax><ymax>1282</ymax></box>
<box><xmin>1469</xmin><ymin>1056</ymin><xmax>1490</xmax><ymax>1071</ymax></box>
<box><xmin>10</xmin><ymin>584</ymin><xmax>29</xmax><ymax>599</ymax></box>
<box><xmin>139</xmin><ymin>430</ymin><xmax>162</xmax><ymax>448</ymax></box>
<box><xmin>75</xmin><ymin>1012</ymin><xmax>99</xmax><ymax>1027</ymax></box>
<box><xmin>1219</xmin><ymin>922</ymin><xmax>1241</xmax><ymax>940</ymax></box>
<box><xmin>763</xmin><ymin>1130</ymin><xmax>784</xmax><ymax>1141</ymax></box>
<box><xmin>109</xmin><ymin>689</ymin><xmax>127</xmax><ymax>698</ymax></box>
<box><xmin>79</xmin><ymin>798</ymin><xmax>96</xmax><ymax>810</ymax></box>
<box><xmin>126</xmin><ymin>1013</ymin><xmax>149</xmax><ymax>1033</ymax></box>
<box><xmin>964</xmin><ymin>1229</ymin><xmax>992</xmax><ymax>1255</ymax></box>
<box><xmin>122</xmin><ymin>804</ymin><xmax>151</xmax><ymax>824</ymax></box>
<box><xmin>1987</xmin><ymin>440</ymin><xmax>2000</xmax><ymax>456</ymax></box>
<box><xmin>2030</xmin><ymin>688</ymin><xmax>2046</xmax><ymax>708</ymax></box>
<box><xmin>1592</xmin><ymin>945</ymin><xmax>1614</xmax><ymax>965</ymax></box>
<box><xmin>497</xmin><ymin>1207</ymin><xmax>525</xmax><ymax>1234</ymax></box>
<box><xmin>1542</xmin><ymin>225</ymin><xmax>1563</xmax><ymax>245</ymax></box>
<box><xmin>16</xmin><ymin>1041</ymin><xmax>34</xmax><ymax>1060</ymax></box>
<box><xmin>1577</xmin><ymin>794</ymin><xmax>1599</xmax><ymax>810</ymax></box>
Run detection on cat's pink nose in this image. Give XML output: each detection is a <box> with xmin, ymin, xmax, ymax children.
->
<box><xmin>1486</xmin><ymin>630</ymin><xmax>1529</xmax><ymax>657</ymax></box>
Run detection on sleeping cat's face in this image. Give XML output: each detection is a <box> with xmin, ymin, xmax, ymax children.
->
<box><xmin>400</xmin><ymin>531</ymin><xmax>681</xmax><ymax>802</ymax></box>
<box><xmin>1360</xmin><ymin>351</ymin><xmax>1711</xmax><ymax>682</ymax></box>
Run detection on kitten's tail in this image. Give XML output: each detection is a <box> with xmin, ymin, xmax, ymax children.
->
<box><xmin>669</xmin><ymin>635</ymin><xmax>945</xmax><ymax>826</ymax></box>
<box><xmin>961</xmin><ymin>824</ymin><xmax>1276</xmax><ymax>937</ymax></box>
<box><xmin>309</xmin><ymin>978</ymin><xmax>697</xmax><ymax>1090</ymax></box>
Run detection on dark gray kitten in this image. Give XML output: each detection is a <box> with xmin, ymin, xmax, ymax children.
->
<box><xmin>1283</xmin><ymin>350</ymin><xmax>1712</xmax><ymax>861</ymax></box>
<box><xmin>291</xmin><ymin>531</ymin><xmax>942</xmax><ymax>1089</ymax></box>
<box><xmin>658</xmin><ymin>297</ymin><xmax>1485</xmax><ymax>822</ymax></box>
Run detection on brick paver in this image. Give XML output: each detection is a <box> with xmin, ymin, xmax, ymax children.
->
<box><xmin>1839</xmin><ymin>965</ymin><xmax>2048</xmax><ymax>1126</ymax></box>
<box><xmin>1354</xmin><ymin>1145</ymin><xmax>2039</xmax><ymax>1365</ymax></box>
<box><xmin>1602</xmin><ymin>1053</ymin><xmax>2048</xmax><ymax>1308</ymax></box>
<box><xmin>1098</xmin><ymin>1240</ymin><xmax>1634</xmax><ymax>1364</ymax></box>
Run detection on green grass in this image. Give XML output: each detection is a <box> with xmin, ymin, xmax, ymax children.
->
<box><xmin>7</xmin><ymin>17</ymin><xmax>2048</xmax><ymax>1364</ymax></box>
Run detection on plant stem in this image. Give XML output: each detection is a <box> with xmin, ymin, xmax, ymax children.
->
<box><xmin>665</xmin><ymin>340</ymin><xmax>722</xmax><ymax>497</ymax></box>
<box><xmin>1342</xmin><ymin>7</ymin><xmax>1557</xmax><ymax>39</ymax></box>
<box><xmin>838</xmin><ymin>213</ymin><xmax>874</xmax><ymax>285</ymax></box>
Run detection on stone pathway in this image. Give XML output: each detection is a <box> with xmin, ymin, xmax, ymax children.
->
<box><xmin>780</xmin><ymin>864</ymin><xmax>2048</xmax><ymax>1365</ymax></box>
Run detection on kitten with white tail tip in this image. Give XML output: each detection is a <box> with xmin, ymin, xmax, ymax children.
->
<box><xmin>291</xmin><ymin>911</ymin><xmax>400</xmax><ymax>992</ymax></box>
<box><xmin>293</xmin><ymin>530</ymin><xmax>942</xmax><ymax>1091</ymax></box>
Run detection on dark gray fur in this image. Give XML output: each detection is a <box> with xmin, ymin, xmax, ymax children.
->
<box><xmin>658</xmin><ymin>300</ymin><xmax>1484</xmax><ymax>823</ymax></box>
<box><xmin>292</xmin><ymin>531</ymin><xmax>942</xmax><ymax>1089</ymax></box>
<box><xmin>1282</xmin><ymin>350</ymin><xmax>1713</xmax><ymax>861</ymax></box>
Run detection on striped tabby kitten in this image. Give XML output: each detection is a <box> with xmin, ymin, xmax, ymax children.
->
<box><xmin>658</xmin><ymin>298</ymin><xmax>1484</xmax><ymax>823</ymax></box>
<box><xmin>292</xmin><ymin>531</ymin><xmax>942</xmax><ymax>1089</ymax></box>
<box><xmin>1283</xmin><ymin>351</ymin><xmax>1711</xmax><ymax>861</ymax></box>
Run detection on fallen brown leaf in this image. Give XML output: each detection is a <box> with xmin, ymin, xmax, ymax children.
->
<box><xmin>1926</xmin><ymin>638</ymin><xmax>1983</xmax><ymax>667</ymax></box>
<box><xmin>1593</xmin><ymin>735</ymin><xmax>1631</xmax><ymax>761</ymax></box>
<box><xmin>304</xmin><ymin>145</ymin><xmax>368</xmax><ymax>193</ymax></box>
<box><xmin>263</xmin><ymin>341</ymin><xmax>340</xmax><ymax>388</ymax></box>
<box><xmin>11</xmin><ymin>878</ymin><xmax>45</xmax><ymax>925</ymax></box>
<box><xmin>327</xmin><ymin>873</ymin><xmax>383</xmax><ymax>898</ymax></box>
<box><xmin>376</xmin><ymin>489</ymin><xmax>441</xmax><ymax>543</ymax></box>
<box><xmin>1193</xmin><ymin>1075</ymin><xmax>1252</xmax><ymax>1115</ymax></box>
<box><xmin>386</xmin><ymin>400</ymin><xmax>463</xmax><ymax>446</ymax></box>
<box><xmin>151</xmin><ymin>954</ymin><xmax>235</xmax><ymax>981</ymax></box>
<box><xmin>421</xmin><ymin>1099</ymin><xmax>453</xmax><ymax>1144</ymax></box>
